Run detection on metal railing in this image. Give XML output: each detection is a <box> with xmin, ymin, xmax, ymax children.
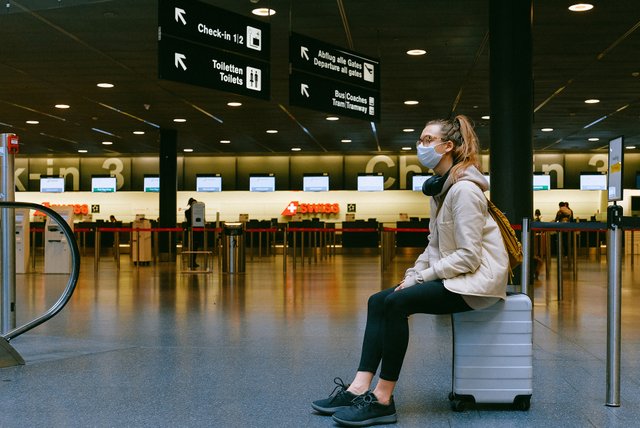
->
<box><xmin>0</xmin><ymin>201</ymin><xmax>80</xmax><ymax>341</ymax></box>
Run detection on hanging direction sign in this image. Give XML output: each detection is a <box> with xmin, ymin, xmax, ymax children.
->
<box><xmin>289</xmin><ymin>71</ymin><xmax>379</xmax><ymax>122</ymax></box>
<box><xmin>290</xmin><ymin>32</ymin><xmax>379</xmax><ymax>90</ymax></box>
<box><xmin>159</xmin><ymin>0</ymin><xmax>270</xmax><ymax>60</ymax></box>
<box><xmin>289</xmin><ymin>32</ymin><xmax>380</xmax><ymax>121</ymax></box>
<box><xmin>158</xmin><ymin>0</ymin><xmax>270</xmax><ymax>99</ymax></box>
<box><xmin>159</xmin><ymin>35</ymin><xmax>270</xmax><ymax>99</ymax></box>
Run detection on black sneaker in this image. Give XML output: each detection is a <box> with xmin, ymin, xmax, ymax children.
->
<box><xmin>311</xmin><ymin>377</ymin><xmax>359</xmax><ymax>415</ymax></box>
<box><xmin>332</xmin><ymin>391</ymin><xmax>397</xmax><ymax>427</ymax></box>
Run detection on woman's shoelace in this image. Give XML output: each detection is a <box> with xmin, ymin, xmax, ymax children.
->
<box><xmin>329</xmin><ymin>377</ymin><xmax>349</xmax><ymax>398</ymax></box>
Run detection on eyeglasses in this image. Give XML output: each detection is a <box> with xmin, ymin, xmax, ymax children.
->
<box><xmin>416</xmin><ymin>135</ymin><xmax>445</xmax><ymax>147</ymax></box>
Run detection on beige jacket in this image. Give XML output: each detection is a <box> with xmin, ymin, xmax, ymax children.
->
<box><xmin>410</xmin><ymin>166</ymin><xmax>508</xmax><ymax>309</ymax></box>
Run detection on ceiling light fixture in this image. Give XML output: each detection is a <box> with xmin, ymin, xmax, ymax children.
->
<box><xmin>97</xmin><ymin>83</ymin><xmax>114</xmax><ymax>88</ymax></box>
<box><xmin>266</xmin><ymin>129</ymin><xmax>278</xmax><ymax>134</ymax></box>
<box><xmin>406</xmin><ymin>49</ymin><xmax>426</xmax><ymax>56</ymax></box>
<box><xmin>252</xmin><ymin>8</ymin><xmax>276</xmax><ymax>16</ymax></box>
<box><xmin>55</xmin><ymin>104</ymin><xmax>70</xmax><ymax>109</ymax></box>
<box><xmin>326</xmin><ymin>116</ymin><xmax>339</xmax><ymax>121</ymax></box>
<box><xmin>102</xmin><ymin>141</ymin><xmax>113</xmax><ymax>145</ymax></box>
<box><xmin>588</xmin><ymin>137</ymin><xmax>600</xmax><ymax>142</ymax></box>
<box><xmin>220</xmin><ymin>140</ymin><xmax>231</xmax><ymax>144</ymax></box>
<box><xmin>341</xmin><ymin>139</ymin><xmax>352</xmax><ymax>143</ymax></box>
<box><xmin>402</xmin><ymin>128</ymin><xmax>415</xmax><ymax>132</ymax></box>
<box><xmin>78</xmin><ymin>149</ymin><xmax>88</xmax><ymax>153</ymax></box>
<box><xmin>401</xmin><ymin>147</ymin><xmax>412</xmax><ymax>151</ymax></box>
<box><xmin>541</xmin><ymin>128</ymin><xmax>554</xmax><ymax>132</ymax></box>
<box><xmin>133</xmin><ymin>131</ymin><xmax>145</xmax><ymax>135</ymax></box>
<box><xmin>568</xmin><ymin>3</ymin><xmax>594</xmax><ymax>12</ymax></box>
<box><xmin>26</xmin><ymin>120</ymin><xmax>40</xmax><ymax>124</ymax></box>
<box><xmin>227</xmin><ymin>102</ymin><xmax>242</xmax><ymax>107</ymax></box>
<box><xmin>291</xmin><ymin>147</ymin><xmax>301</xmax><ymax>151</ymax></box>
<box><xmin>481</xmin><ymin>115</ymin><xmax>490</xmax><ymax>120</ymax></box>
<box><xmin>173</xmin><ymin>118</ymin><xmax>187</xmax><ymax>123</ymax></box>
<box><xmin>183</xmin><ymin>148</ymin><xmax>193</xmax><ymax>152</ymax></box>
<box><xmin>584</xmin><ymin>98</ymin><xmax>600</xmax><ymax>104</ymax></box>
<box><xmin>404</xmin><ymin>100</ymin><xmax>419</xmax><ymax>105</ymax></box>
<box><xmin>626</xmin><ymin>146</ymin><xmax>636</xmax><ymax>150</ymax></box>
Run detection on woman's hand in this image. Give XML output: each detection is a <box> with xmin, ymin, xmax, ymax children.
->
<box><xmin>395</xmin><ymin>272</ymin><xmax>419</xmax><ymax>291</ymax></box>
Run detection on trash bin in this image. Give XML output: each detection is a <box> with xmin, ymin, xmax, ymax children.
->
<box><xmin>222</xmin><ymin>222</ymin><xmax>245</xmax><ymax>273</ymax></box>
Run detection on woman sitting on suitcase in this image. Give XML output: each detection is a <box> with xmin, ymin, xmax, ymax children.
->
<box><xmin>312</xmin><ymin>115</ymin><xmax>509</xmax><ymax>427</ymax></box>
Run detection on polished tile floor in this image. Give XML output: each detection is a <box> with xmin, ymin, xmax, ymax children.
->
<box><xmin>2</xmin><ymin>248</ymin><xmax>640</xmax><ymax>427</ymax></box>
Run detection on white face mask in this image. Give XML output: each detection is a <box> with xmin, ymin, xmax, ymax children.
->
<box><xmin>416</xmin><ymin>143</ymin><xmax>444</xmax><ymax>170</ymax></box>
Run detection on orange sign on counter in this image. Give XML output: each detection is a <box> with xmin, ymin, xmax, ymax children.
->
<box><xmin>281</xmin><ymin>201</ymin><xmax>340</xmax><ymax>217</ymax></box>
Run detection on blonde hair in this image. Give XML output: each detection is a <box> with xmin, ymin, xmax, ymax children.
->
<box><xmin>426</xmin><ymin>114</ymin><xmax>481</xmax><ymax>181</ymax></box>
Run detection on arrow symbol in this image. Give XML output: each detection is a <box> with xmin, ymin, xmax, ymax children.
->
<box><xmin>300</xmin><ymin>46</ymin><xmax>309</xmax><ymax>60</ymax></box>
<box><xmin>300</xmin><ymin>84</ymin><xmax>309</xmax><ymax>97</ymax></box>
<box><xmin>175</xmin><ymin>7</ymin><xmax>187</xmax><ymax>25</ymax></box>
<box><xmin>175</xmin><ymin>53</ymin><xmax>187</xmax><ymax>70</ymax></box>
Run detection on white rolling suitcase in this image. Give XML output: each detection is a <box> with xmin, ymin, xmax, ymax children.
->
<box><xmin>449</xmin><ymin>293</ymin><xmax>533</xmax><ymax>411</ymax></box>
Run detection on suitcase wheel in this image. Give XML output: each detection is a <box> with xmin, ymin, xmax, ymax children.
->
<box><xmin>513</xmin><ymin>395</ymin><xmax>531</xmax><ymax>411</ymax></box>
<box><xmin>451</xmin><ymin>399</ymin><xmax>466</xmax><ymax>412</ymax></box>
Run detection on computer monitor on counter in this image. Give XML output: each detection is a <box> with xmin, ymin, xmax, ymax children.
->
<box><xmin>143</xmin><ymin>175</ymin><xmax>160</xmax><ymax>192</ymax></box>
<box><xmin>533</xmin><ymin>174</ymin><xmax>550</xmax><ymax>191</ymax></box>
<box><xmin>579</xmin><ymin>172</ymin><xmax>607</xmax><ymax>191</ymax></box>
<box><xmin>91</xmin><ymin>175</ymin><xmax>117</xmax><ymax>193</ymax></box>
<box><xmin>196</xmin><ymin>174</ymin><xmax>222</xmax><ymax>192</ymax></box>
<box><xmin>411</xmin><ymin>174</ymin><xmax>432</xmax><ymax>191</ymax></box>
<box><xmin>303</xmin><ymin>173</ymin><xmax>330</xmax><ymax>192</ymax></box>
<box><xmin>40</xmin><ymin>176</ymin><xmax>65</xmax><ymax>193</ymax></box>
<box><xmin>357</xmin><ymin>173</ymin><xmax>384</xmax><ymax>192</ymax></box>
<box><xmin>249</xmin><ymin>174</ymin><xmax>275</xmax><ymax>192</ymax></box>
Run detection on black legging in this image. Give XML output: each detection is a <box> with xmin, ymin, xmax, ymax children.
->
<box><xmin>357</xmin><ymin>280</ymin><xmax>472</xmax><ymax>382</ymax></box>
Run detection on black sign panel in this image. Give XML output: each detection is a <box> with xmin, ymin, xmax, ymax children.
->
<box><xmin>159</xmin><ymin>35</ymin><xmax>270</xmax><ymax>99</ymax></box>
<box><xmin>159</xmin><ymin>0</ymin><xmax>269</xmax><ymax>61</ymax></box>
<box><xmin>290</xmin><ymin>71</ymin><xmax>379</xmax><ymax>122</ymax></box>
<box><xmin>290</xmin><ymin>32</ymin><xmax>379</xmax><ymax>90</ymax></box>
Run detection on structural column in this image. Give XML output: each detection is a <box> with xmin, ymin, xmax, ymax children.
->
<box><xmin>159</xmin><ymin>129</ymin><xmax>177</xmax><ymax>261</ymax></box>
<box><xmin>489</xmin><ymin>0</ymin><xmax>533</xmax><ymax>225</ymax></box>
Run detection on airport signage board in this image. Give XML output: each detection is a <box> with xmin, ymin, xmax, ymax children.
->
<box><xmin>289</xmin><ymin>71</ymin><xmax>379</xmax><ymax>121</ymax></box>
<box><xmin>289</xmin><ymin>33</ymin><xmax>380</xmax><ymax>121</ymax></box>
<box><xmin>290</xmin><ymin>32</ymin><xmax>379</xmax><ymax>90</ymax></box>
<box><xmin>158</xmin><ymin>0</ymin><xmax>270</xmax><ymax>99</ymax></box>
<box><xmin>159</xmin><ymin>36</ymin><xmax>269</xmax><ymax>99</ymax></box>
<box><xmin>158</xmin><ymin>0</ymin><xmax>270</xmax><ymax>61</ymax></box>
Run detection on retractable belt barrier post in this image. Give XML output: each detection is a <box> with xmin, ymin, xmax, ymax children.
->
<box><xmin>606</xmin><ymin>204</ymin><xmax>623</xmax><ymax>407</ymax></box>
<box><xmin>0</xmin><ymin>133</ymin><xmax>18</xmax><ymax>333</ymax></box>
<box><xmin>520</xmin><ymin>218</ymin><xmax>531</xmax><ymax>297</ymax></box>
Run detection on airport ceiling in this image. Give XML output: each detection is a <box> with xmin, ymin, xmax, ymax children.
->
<box><xmin>0</xmin><ymin>0</ymin><xmax>639</xmax><ymax>156</ymax></box>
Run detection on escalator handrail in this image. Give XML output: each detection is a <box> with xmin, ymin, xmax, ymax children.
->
<box><xmin>0</xmin><ymin>201</ymin><xmax>81</xmax><ymax>341</ymax></box>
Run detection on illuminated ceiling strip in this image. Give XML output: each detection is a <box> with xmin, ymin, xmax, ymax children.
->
<box><xmin>0</xmin><ymin>99</ymin><xmax>66</xmax><ymax>121</ymax></box>
<box><xmin>98</xmin><ymin>102</ymin><xmax>160</xmax><ymax>128</ymax></box>
<box><xmin>92</xmin><ymin>128</ymin><xmax>120</xmax><ymax>138</ymax></box>
<box><xmin>583</xmin><ymin>115</ymin><xmax>608</xmax><ymax>129</ymax></box>
<box><xmin>370</xmin><ymin>122</ymin><xmax>380</xmax><ymax>152</ymax></box>
<box><xmin>278</xmin><ymin>104</ymin><xmax>327</xmax><ymax>152</ymax></box>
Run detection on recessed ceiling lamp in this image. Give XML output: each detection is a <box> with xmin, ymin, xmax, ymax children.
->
<box><xmin>568</xmin><ymin>3</ymin><xmax>594</xmax><ymax>12</ymax></box>
<box><xmin>541</xmin><ymin>128</ymin><xmax>554</xmax><ymax>132</ymax></box>
<box><xmin>133</xmin><ymin>131</ymin><xmax>145</xmax><ymax>135</ymax></box>
<box><xmin>55</xmin><ymin>104</ymin><xmax>70</xmax><ymax>109</ymax></box>
<box><xmin>252</xmin><ymin>8</ymin><xmax>276</xmax><ymax>16</ymax></box>
<box><xmin>266</xmin><ymin>129</ymin><xmax>278</xmax><ymax>134</ymax></box>
<box><xmin>404</xmin><ymin>100</ymin><xmax>419</xmax><ymax>105</ymax></box>
<box><xmin>173</xmin><ymin>118</ymin><xmax>187</xmax><ymax>123</ymax></box>
<box><xmin>584</xmin><ymin>98</ymin><xmax>600</xmax><ymax>104</ymax></box>
<box><xmin>588</xmin><ymin>137</ymin><xmax>600</xmax><ymax>141</ymax></box>
<box><xmin>406</xmin><ymin>49</ymin><xmax>426</xmax><ymax>56</ymax></box>
<box><xmin>97</xmin><ymin>82</ymin><xmax>114</xmax><ymax>88</ymax></box>
<box><xmin>341</xmin><ymin>139</ymin><xmax>352</xmax><ymax>143</ymax></box>
<box><xmin>326</xmin><ymin>116</ymin><xmax>339</xmax><ymax>121</ymax></box>
<box><xmin>401</xmin><ymin>147</ymin><xmax>413</xmax><ymax>151</ymax></box>
<box><xmin>102</xmin><ymin>141</ymin><xmax>113</xmax><ymax>145</ymax></box>
<box><xmin>183</xmin><ymin>148</ymin><xmax>193</xmax><ymax>152</ymax></box>
<box><xmin>402</xmin><ymin>128</ymin><xmax>415</xmax><ymax>132</ymax></box>
<box><xmin>626</xmin><ymin>146</ymin><xmax>636</xmax><ymax>150</ymax></box>
<box><xmin>227</xmin><ymin>102</ymin><xmax>242</xmax><ymax>107</ymax></box>
<box><xmin>220</xmin><ymin>140</ymin><xmax>231</xmax><ymax>144</ymax></box>
<box><xmin>481</xmin><ymin>115</ymin><xmax>490</xmax><ymax>120</ymax></box>
<box><xmin>291</xmin><ymin>147</ymin><xmax>301</xmax><ymax>151</ymax></box>
<box><xmin>26</xmin><ymin>120</ymin><xmax>39</xmax><ymax>124</ymax></box>
<box><xmin>78</xmin><ymin>149</ymin><xmax>88</xmax><ymax>153</ymax></box>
